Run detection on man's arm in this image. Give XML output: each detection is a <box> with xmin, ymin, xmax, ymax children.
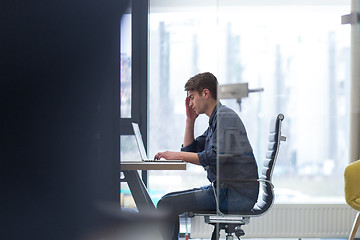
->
<box><xmin>154</xmin><ymin>151</ymin><xmax>200</xmax><ymax>165</ymax></box>
<box><xmin>184</xmin><ymin>118</ymin><xmax>195</xmax><ymax>147</ymax></box>
<box><xmin>184</xmin><ymin>96</ymin><xmax>198</xmax><ymax>147</ymax></box>
<box><xmin>153</xmin><ymin>95</ymin><xmax>202</xmax><ymax>165</ymax></box>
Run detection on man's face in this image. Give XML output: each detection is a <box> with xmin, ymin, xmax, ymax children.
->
<box><xmin>187</xmin><ymin>90</ymin><xmax>207</xmax><ymax>114</ymax></box>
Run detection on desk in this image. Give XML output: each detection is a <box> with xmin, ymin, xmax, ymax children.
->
<box><xmin>121</xmin><ymin>161</ymin><xmax>187</xmax><ymax>212</ymax></box>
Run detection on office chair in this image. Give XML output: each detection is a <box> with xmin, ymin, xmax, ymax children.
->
<box><xmin>189</xmin><ymin>114</ymin><xmax>286</xmax><ymax>240</ymax></box>
<box><xmin>344</xmin><ymin>160</ymin><xmax>360</xmax><ymax>240</ymax></box>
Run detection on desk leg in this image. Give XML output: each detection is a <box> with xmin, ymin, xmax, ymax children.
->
<box><xmin>123</xmin><ymin>170</ymin><xmax>155</xmax><ymax>212</ymax></box>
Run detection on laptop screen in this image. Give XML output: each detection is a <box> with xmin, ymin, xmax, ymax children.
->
<box><xmin>132</xmin><ymin>123</ymin><xmax>149</xmax><ymax>160</ymax></box>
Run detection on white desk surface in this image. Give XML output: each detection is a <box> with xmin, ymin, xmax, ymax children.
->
<box><xmin>121</xmin><ymin>161</ymin><xmax>187</xmax><ymax>171</ymax></box>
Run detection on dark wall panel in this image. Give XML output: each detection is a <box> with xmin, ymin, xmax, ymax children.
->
<box><xmin>0</xmin><ymin>1</ymin><xmax>128</xmax><ymax>239</ymax></box>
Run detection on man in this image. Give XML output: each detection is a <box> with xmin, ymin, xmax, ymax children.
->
<box><xmin>155</xmin><ymin>72</ymin><xmax>259</xmax><ymax>240</ymax></box>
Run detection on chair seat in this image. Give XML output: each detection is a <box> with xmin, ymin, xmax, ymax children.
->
<box><xmin>344</xmin><ymin>160</ymin><xmax>360</xmax><ymax>240</ymax></box>
<box><xmin>190</xmin><ymin>207</ymin><xmax>269</xmax><ymax>217</ymax></box>
<box><xmin>190</xmin><ymin>188</ymin><xmax>275</xmax><ymax>217</ymax></box>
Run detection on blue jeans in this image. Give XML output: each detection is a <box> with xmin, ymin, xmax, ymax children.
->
<box><xmin>156</xmin><ymin>184</ymin><xmax>257</xmax><ymax>240</ymax></box>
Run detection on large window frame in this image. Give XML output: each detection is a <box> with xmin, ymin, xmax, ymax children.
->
<box><xmin>120</xmin><ymin>0</ymin><xmax>149</xmax><ymax>186</ymax></box>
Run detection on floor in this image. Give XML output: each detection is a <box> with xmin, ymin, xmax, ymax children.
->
<box><xmin>184</xmin><ymin>239</ymin><xmax>349</xmax><ymax>240</ymax></box>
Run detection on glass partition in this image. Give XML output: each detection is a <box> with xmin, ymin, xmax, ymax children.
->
<box><xmin>215</xmin><ymin>3</ymin><xmax>350</xmax><ymax>204</ymax></box>
<box><xmin>148</xmin><ymin>0</ymin><xmax>350</xmax><ymax>212</ymax></box>
<box><xmin>215</xmin><ymin>98</ymin><xmax>260</xmax><ymax>215</ymax></box>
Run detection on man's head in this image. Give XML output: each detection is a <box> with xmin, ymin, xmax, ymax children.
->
<box><xmin>184</xmin><ymin>72</ymin><xmax>218</xmax><ymax>116</ymax></box>
<box><xmin>184</xmin><ymin>72</ymin><xmax>218</xmax><ymax>100</ymax></box>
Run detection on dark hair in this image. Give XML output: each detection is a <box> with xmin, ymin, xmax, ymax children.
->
<box><xmin>184</xmin><ymin>72</ymin><xmax>218</xmax><ymax>100</ymax></box>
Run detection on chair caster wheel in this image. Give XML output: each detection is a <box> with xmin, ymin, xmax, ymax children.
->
<box><xmin>225</xmin><ymin>234</ymin><xmax>234</xmax><ymax>240</ymax></box>
<box><xmin>235</xmin><ymin>227</ymin><xmax>245</xmax><ymax>238</ymax></box>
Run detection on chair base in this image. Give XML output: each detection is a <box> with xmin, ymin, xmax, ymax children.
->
<box><xmin>205</xmin><ymin>216</ymin><xmax>249</xmax><ymax>240</ymax></box>
<box><xmin>209</xmin><ymin>223</ymin><xmax>245</xmax><ymax>240</ymax></box>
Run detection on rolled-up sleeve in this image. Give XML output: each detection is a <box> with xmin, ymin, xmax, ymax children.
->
<box><xmin>198</xmin><ymin>145</ymin><xmax>216</xmax><ymax>168</ymax></box>
<box><xmin>181</xmin><ymin>130</ymin><xmax>207</xmax><ymax>153</ymax></box>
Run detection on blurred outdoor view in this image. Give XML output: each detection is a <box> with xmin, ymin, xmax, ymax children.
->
<box><xmin>121</xmin><ymin>0</ymin><xmax>350</xmax><ymax>208</ymax></box>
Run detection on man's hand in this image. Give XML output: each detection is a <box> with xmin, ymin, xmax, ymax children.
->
<box><xmin>184</xmin><ymin>94</ymin><xmax>197</xmax><ymax>147</ymax></box>
<box><xmin>154</xmin><ymin>151</ymin><xmax>200</xmax><ymax>165</ymax></box>
<box><xmin>154</xmin><ymin>151</ymin><xmax>181</xmax><ymax>160</ymax></box>
<box><xmin>185</xmin><ymin>96</ymin><xmax>198</xmax><ymax>122</ymax></box>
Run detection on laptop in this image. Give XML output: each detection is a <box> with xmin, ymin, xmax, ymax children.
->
<box><xmin>132</xmin><ymin>123</ymin><xmax>183</xmax><ymax>162</ymax></box>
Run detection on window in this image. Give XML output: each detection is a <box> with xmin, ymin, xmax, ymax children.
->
<box><xmin>121</xmin><ymin>12</ymin><xmax>132</xmax><ymax>118</ymax></box>
<box><xmin>148</xmin><ymin>1</ymin><xmax>350</xmax><ymax>204</ymax></box>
